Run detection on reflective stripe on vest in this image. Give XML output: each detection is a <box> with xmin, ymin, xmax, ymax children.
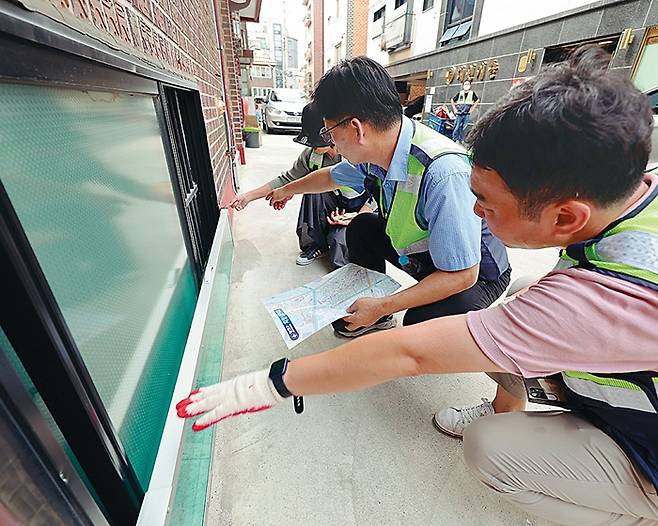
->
<box><xmin>375</xmin><ymin>122</ymin><xmax>466</xmax><ymax>255</ymax></box>
<box><xmin>562</xmin><ymin>371</ymin><xmax>658</xmax><ymax>413</ymax></box>
<box><xmin>308</xmin><ymin>151</ymin><xmax>324</xmax><ymax>170</ymax></box>
<box><xmin>309</xmin><ymin>151</ymin><xmax>365</xmax><ymax>201</ymax></box>
<box><xmin>457</xmin><ymin>90</ymin><xmax>476</xmax><ymax>105</ymax></box>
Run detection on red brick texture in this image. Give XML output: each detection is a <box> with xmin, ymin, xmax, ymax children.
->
<box><xmin>46</xmin><ymin>0</ymin><xmax>243</xmax><ymax>204</ymax></box>
<box><xmin>312</xmin><ymin>0</ymin><xmax>324</xmax><ymax>88</ymax></box>
<box><xmin>348</xmin><ymin>0</ymin><xmax>368</xmax><ymax>57</ymax></box>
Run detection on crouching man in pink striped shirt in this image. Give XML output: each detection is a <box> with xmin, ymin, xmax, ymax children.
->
<box><xmin>177</xmin><ymin>45</ymin><xmax>658</xmax><ymax>525</ymax></box>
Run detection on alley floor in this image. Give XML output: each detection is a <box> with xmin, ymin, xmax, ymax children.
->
<box><xmin>206</xmin><ymin>132</ymin><xmax>558</xmax><ymax>526</ymax></box>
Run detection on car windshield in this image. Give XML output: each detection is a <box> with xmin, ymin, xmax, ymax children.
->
<box><xmin>271</xmin><ymin>89</ymin><xmax>306</xmax><ymax>103</ymax></box>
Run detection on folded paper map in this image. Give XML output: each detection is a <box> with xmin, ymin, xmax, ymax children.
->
<box><xmin>262</xmin><ymin>264</ymin><xmax>401</xmax><ymax>348</ymax></box>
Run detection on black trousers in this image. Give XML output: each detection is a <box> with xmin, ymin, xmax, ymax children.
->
<box><xmin>346</xmin><ymin>213</ymin><xmax>511</xmax><ymax>326</ymax></box>
<box><xmin>296</xmin><ymin>192</ymin><xmax>367</xmax><ymax>268</ymax></box>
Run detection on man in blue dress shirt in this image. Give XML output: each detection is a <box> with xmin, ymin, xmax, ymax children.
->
<box><xmin>269</xmin><ymin>57</ymin><xmax>510</xmax><ymax>337</ymax></box>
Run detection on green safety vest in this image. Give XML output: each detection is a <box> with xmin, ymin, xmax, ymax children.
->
<box><xmin>456</xmin><ymin>90</ymin><xmax>476</xmax><ymax>105</ymax></box>
<box><xmin>308</xmin><ymin>151</ymin><xmax>364</xmax><ymax>201</ymax></box>
<box><xmin>550</xmin><ymin>182</ymin><xmax>658</xmax><ymax>489</ymax></box>
<box><xmin>370</xmin><ymin>121</ymin><xmax>466</xmax><ymax>256</ymax></box>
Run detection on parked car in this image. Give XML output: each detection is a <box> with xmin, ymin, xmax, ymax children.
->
<box><xmin>263</xmin><ymin>88</ymin><xmax>307</xmax><ymax>133</ymax></box>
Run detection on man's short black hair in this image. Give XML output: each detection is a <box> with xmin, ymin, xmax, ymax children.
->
<box><xmin>312</xmin><ymin>56</ymin><xmax>402</xmax><ymax>130</ymax></box>
<box><xmin>467</xmin><ymin>45</ymin><xmax>653</xmax><ymax>218</ymax></box>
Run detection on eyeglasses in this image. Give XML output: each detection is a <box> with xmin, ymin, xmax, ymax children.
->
<box><xmin>319</xmin><ymin>116</ymin><xmax>355</xmax><ymax>144</ymax></box>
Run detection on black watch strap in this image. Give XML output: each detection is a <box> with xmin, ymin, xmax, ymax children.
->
<box><xmin>269</xmin><ymin>358</ymin><xmax>304</xmax><ymax>414</ymax></box>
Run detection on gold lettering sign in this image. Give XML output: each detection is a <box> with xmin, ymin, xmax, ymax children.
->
<box><xmin>444</xmin><ymin>60</ymin><xmax>501</xmax><ymax>84</ymax></box>
<box><xmin>476</xmin><ymin>62</ymin><xmax>486</xmax><ymax>81</ymax></box>
<box><xmin>488</xmin><ymin>60</ymin><xmax>499</xmax><ymax>79</ymax></box>
<box><xmin>456</xmin><ymin>65</ymin><xmax>466</xmax><ymax>83</ymax></box>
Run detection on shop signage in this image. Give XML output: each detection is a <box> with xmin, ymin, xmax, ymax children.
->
<box><xmin>444</xmin><ymin>60</ymin><xmax>499</xmax><ymax>84</ymax></box>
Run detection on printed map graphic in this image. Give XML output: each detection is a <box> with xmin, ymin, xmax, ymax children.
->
<box><xmin>262</xmin><ymin>263</ymin><xmax>401</xmax><ymax>348</ymax></box>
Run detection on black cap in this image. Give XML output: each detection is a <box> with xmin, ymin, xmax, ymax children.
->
<box><xmin>293</xmin><ymin>103</ymin><xmax>331</xmax><ymax>148</ymax></box>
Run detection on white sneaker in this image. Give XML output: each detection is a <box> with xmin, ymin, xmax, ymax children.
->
<box><xmin>432</xmin><ymin>398</ymin><xmax>494</xmax><ymax>438</ymax></box>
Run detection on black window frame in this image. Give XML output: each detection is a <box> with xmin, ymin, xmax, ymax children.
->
<box><xmin>394</xmin><ymin>0</ymin><xmax>407</xmax><ymax>9</ymax></box>
<box><xmin>423</xmin><ymin>0</ymin><xmax>435</xmax><ymax>11</ymax></box>
<box><xmin>0</xmin><ymin>1</ymin><xmax>221</xmax><ymax>524</ymax></box>
<box><xmin>373</xmin><ymin>6</ymin><xmax>385</xmax><ymax>21</ymax></box>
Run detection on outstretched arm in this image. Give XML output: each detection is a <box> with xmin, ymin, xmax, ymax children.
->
<box><xmin>230</xmin><ymin>182</ymin><xmax>274</xmax><ymax>210</ymax></box>
<box><xmin>267</xmin><ymin>167</ymin><xmax>339</xmax><ymax>206</ymax></box>
<box><xmin>176</xmin><ymin>315</ymin><xmax>503</xmax><ymax>430</ymax></box>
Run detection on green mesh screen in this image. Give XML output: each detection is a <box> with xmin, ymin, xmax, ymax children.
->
<box><xmin>0</xmin><ymin>82</ymin><xmax>198</xmax><ymax>490</ymax></box>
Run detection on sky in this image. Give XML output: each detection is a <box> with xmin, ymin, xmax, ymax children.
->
<box><xmin>257</xmin><ymin>0</ymin><xmax>306</xmax><ymax>67</ymax></box>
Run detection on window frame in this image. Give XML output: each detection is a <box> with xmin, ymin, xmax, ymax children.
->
<box><xmin>439</xmin><ymin>0</ymin><xmax>476</xmax><ymax>46</ymax></box>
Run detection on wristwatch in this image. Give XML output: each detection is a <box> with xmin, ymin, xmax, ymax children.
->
<box><xmin>269</xmin><ymin>358</ymin><xmax>304</xmax><ymax>414</ymax></box>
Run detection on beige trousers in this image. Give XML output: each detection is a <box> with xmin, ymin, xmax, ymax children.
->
<box><xmin>463</xmin><ymin>372</ymin><xmax>658</xmax><ymax>525</ymax></box>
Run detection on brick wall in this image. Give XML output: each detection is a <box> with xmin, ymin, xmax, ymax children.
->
<box><xmin>312</xmin><ymin>0</ymin><xmax>324</xmax><ymax>87</ymax></box>
<box><xmin>36</xmin><ymin>0</ymin><xmax>243</xmax><ymax>203</ymax></box>
<box><xmin>346</xmin><ymin>0</ymin><xmax>368</xmax><ymax>58</ymax></box>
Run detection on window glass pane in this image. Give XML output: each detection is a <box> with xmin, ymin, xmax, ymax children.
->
<box><xmin>452</xmin><ymin>20</ymin><xmax>472</xmax><ymax>39</ymax></box>
<box><xmin>439</xmin><ymin>24</ymin><xmax>460</xmax><ymax>43</ymax></box>
<box><xmin>0</xmin><ymin>83</ymin><xmax>198</xmax><ymax>490</ymax></box>
<box><xmin>448</xmin><ymin>0</ymin><xmax>475</xmax><ymax>24</ymax></box>
<box><xmin>634</xmin><ymin>41</ymin><xmax>658</xmax><ymax>92</ymax></box>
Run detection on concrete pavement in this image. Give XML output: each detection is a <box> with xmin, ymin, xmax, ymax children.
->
<box><xmin>206</xmin><ymin>132</ymin><xmax>557</xmax><ymax>526</ymax></box>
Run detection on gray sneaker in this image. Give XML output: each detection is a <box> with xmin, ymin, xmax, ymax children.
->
<box><xmin>432</xmin><ymin>398</ymin><xmax>494</xmax><ymax>438</ymax></box>
<box><xmin>296</xmin><ymin>247</ymin><xmax>327</xmax><ymax>266</ymax></box>
<box><xmin>332</xmin><ymin>315</ymin><xmax>397</xmax><ymax>338</ymax></box>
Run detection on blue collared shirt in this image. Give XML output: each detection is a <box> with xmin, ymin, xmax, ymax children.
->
<box><xmin>330</xmin><ymin>116</ymin><xmax>509</xmax><ymax>277</ymax></box>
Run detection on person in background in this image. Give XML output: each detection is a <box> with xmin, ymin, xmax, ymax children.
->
<box><xmin>230</xmin><ymin>103</ymin><xmax>373</xmax><ymax>267</ymax></box>
<box><xmin>450</xmin><ymin>80</ymin><xmax>479</xmax><ymax>143</ymax></box>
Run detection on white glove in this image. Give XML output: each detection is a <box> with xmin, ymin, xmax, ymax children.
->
<box><xmin>176</xmin><ymin>369</ymin><xmax>285</xmax><ymax>431</ymax></box>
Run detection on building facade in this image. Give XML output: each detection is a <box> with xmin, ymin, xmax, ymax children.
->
<box><xmin>304</xmin><ymin>0</ymin><xmax>325</xmax><ymax>93</ymax></box>
<box><xmin>325</xmin><ymin>0</ymin><xmax>347</xmax><ymax>70</ymax></box>
<box><xmin>366</xmin><ymin>0</ymin><xmax>657</xmax><ymax>116</ymax></box>
<box><xmin>302</xmin><ymin>0</ymin><xmax>370</xmax><ymax>93</ymax></box>
<box><xmin>247</xmin><ymin>20</ymin><xmax>277</xmax><ymax>98</ymax></box>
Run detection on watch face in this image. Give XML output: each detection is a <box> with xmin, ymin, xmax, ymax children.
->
<box><xmin>269</xmin><ymin>357</ymin><xmax>288</xmax><ymax>378</ymax></box>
